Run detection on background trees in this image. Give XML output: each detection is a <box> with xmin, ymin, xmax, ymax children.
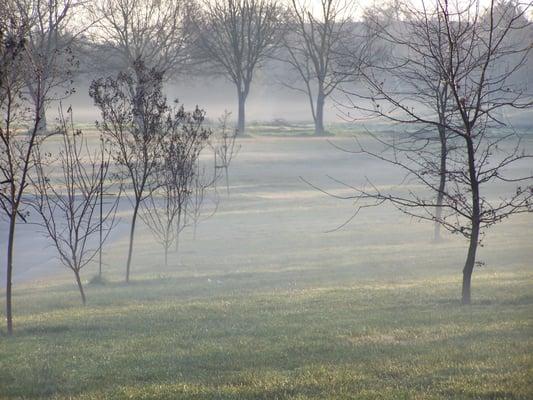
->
<box><xmin>1</xmin><ymin>0</ymin><xmax>532</xmax><ymax>339</ymax></box>
<box><xmin>89</xmin><ymin>0</ymin><xmax>197</xmax><ymax>80</ymax></box>
<box><xmin>337</xmin><ymin>0</ymin><xmax>533</xmax><ymax>304</ymax></box>
<box><xmin>282</xmin><ymin>0</ymin><xmax>354</xmax><ymax>135</ymax></box>
<box><xmin>15</xmin><ymin>0</ymin><xmax>83</xmax><ymax>133</ymax></box>
<box><xmin>195</xmin><ymin>0</ymin><xmax>285</xmax><ymax>135</ymax></box>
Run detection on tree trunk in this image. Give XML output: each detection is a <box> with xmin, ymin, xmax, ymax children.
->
<box><xmin>225</xmin><ymin>166</ymin><xmax>230</xmax><ymax>196</ymax></box>
<box><xmin>74</xmin><ymin>270</ymin><xmax>86</xmax><ymax>305</ymax></box>
<box><xmin>462</xmin><ymin>227</ymin><xmax>479</xmax><ymax>305</ymax></box>
<box><xmin>5</xmin><ymin>214</ymin><xmax>16</xmax><ymax>335</ymax></box>
<box><xmin>125</xmin><ymin>200</ymin><xmax>140</xmax><ymax>283</ymax></box>
<box><xmin>175</xmin><ymin>209</ymin><xmax>182</xmax><ymax>253</ymax></box>
<box><xmin>315</xmin><ymin>90</ymin><xmax>326</xmax><ymax>135</ymax></box>
<box><xmin>164</xmin><ymin>245</ymin><xmax>168</xmax><ymax>267</ymax></box>
<box><xmin>434</xmin><ymin>126</ymin><xmax>447</xmax><ymax>242</ymax></box>
<box><xmin>36</xmin><ymin>108</ymin><xmax>47</xmax><ymax>135</ymax></box>
<box><xmin>462</xmin><ymin>135</ymin><xmax>480</xmax><ymax>305</ymax></box>
<box><xmin>237</xmin><ymin>92</ymin><xmax>246</xmax><ymax>136</ymax></box>
<box><xmin>29</xmin><ymin>91</ymin><xmax>46</xmax><ymax>135</ymax></box>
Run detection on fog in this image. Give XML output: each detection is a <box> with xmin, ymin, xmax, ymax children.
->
<box><xmin>2</xmin><ymin>0</ymin><xmax>533</xmax><ymax>398</ymax></box>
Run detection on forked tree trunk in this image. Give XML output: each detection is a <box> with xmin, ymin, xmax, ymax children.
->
<box><xmin>434</xmin><ymin>126</ymin><xmax>447</xmax><ymax>242</ymax></box>
<box><xmin>314</xmin><ymin>90</ymin><xmax>326</xmax><ymax>135</ymax></box>
<box><xmin>125</xmin><ymin>200</ymin><xmax>140</xmax><ymax>283</ymax></box>
<box><xmin>74</xmin><ymin>269</ymin><xmax>86</xmax><ymax>305</ymax></box>
<box><xmin>462</xmin><ymin>135</ymin><xmax>480</xmax><ymax>305</ymax></box>
<box><xmin>5</xmin><ymin>213</ymin><xmax>16</xmax><ymax>335</ymax></box>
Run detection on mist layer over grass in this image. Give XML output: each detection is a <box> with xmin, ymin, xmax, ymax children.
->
<box><xmin>1</xmin><ymin>133</ymin><xmax>532</xmax><ymax>399</ymax></box>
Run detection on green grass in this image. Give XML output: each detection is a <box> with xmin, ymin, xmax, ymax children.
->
<box><xmin>1</xmin><ymin>264</ymin><xmax>532</xmax><ymax>399</ymax></box>
<box><xmin>1</xmin><ymin>135</ymin><xmax>532</xmax><ymax>399</ymax></box>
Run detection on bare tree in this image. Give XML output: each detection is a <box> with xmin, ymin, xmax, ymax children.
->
<box><xmin>141</xmin><ymin>106</ymin><xmax>212</xmax><ymax>266</ymax></box>
<box><xmin>184</xmin><ymin>112</ymin><xmax>238</xmax><ymax>242</ymax></box>
<box><xmin>89</xmin><ymin>60</ymin><xmax>167</xmax><ymax>282</ymax></box>
<box><xmin>31</xmin><ymin>107</ymin><xmax>119</xmax><ymax>304</ymax></box>
<box><xmin>15</xmin><ymin>0</ymin><xmax>83</xmax><ymax>133</ymax></box>
<box><xmin>88</xmin><ymin>0</ymin><xmax>196</xmax><ymax>80</ymax></box>
<box><xmin>282</xmin><ymin>0</ymin><xmax>355</xmax><ymax>135</ymax></box>
<box><xmin>195</xmin><ymin>0</ymin><xmax>285</xmax><ymax>135</ymax></box>
<box><xmin>336</xmin><ymin>0</ymin><xmax>533</xmax><ymax>305</ymax></box>
<box><xmin>188</xmin><ymin>159</ymin><xmax>219</xmax><ymax>240</ymax></box>
<box><xmin>211</xmin><ymin>111</ymin><xmax>239</xmax><ymax>195</ymax></box>
<box><xmin>360</xmin><ymin>1</ymin><xmax>456</xmax><ymax>241</ymax></box>
<box><xmin>0</xmin><ymin>0</ymin><xmax>44</xmax><ymax>335</ymax></box>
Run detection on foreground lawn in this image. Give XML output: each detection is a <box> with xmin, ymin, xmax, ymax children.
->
<box><xmin>2</xmin><ymin>136</ymin><xmax>532</xmax><ymax>399</ymax></box>
<box><xmin>1</xmin><ymin>266</ymin><xmax>532</xmax><ymax>399</ymax></box>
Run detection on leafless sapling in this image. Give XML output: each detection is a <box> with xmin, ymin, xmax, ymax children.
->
<box><xmin>31</xmin><ymin>106</ymin><xmax>119</xmax><ymax>304</ymax></box>
<box><xmin>358</xmin><ymin>0</ymin><xmax>458</xmax><ymax>241</ymax></box>
<box><xmin>211</xmin><ymin>111</ymin><xmax>239</xmax><ymax>195</ymax></box>
<box><xmin>141</xmin><ymin>105</ymin><xmax>212</xmax><ymax>266</ymax></box>
<box><xmin>336</xmin><ymin>0</ymin><xmax>533</xmax><ymax>304</ymax></box>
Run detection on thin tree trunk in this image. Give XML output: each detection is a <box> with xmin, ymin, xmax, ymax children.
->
<box><xmin>164</xmin><ymin>245</ymin><xmax>168</xmax><ymax>267</ymax></box>
<box><xmin>125</xmin><ymin>200</ymin><xmax>140</xmax><ymax>283</ymax></box>
<box><xmin>434</xmin><ymin>127</ymin><xmax>447</xmax><ymax>242</ymax></box>
<box><xmin>29</xmin><ymin>91</ymin><xmax>46</xmax><ymax>135</ymax></box>
<box><xmin>315</xmin><ymin>90</ymin><xmax>325</xmax><ymax>135</ymax></box>
<box><xmin>5</xmin><ymin>213</ymin><xmax>16</xmax><ymax>335</ymax></box>
<box><xmin>462</xmin><ymin>224</ymin><xmax>479</xmax><ymax>305</ymax></box>
<box><xmin>462</xmin><ymin>135</ymin><xmax>480</xmax><ymax>305</ymax></box>
<box><xmin>36</xmin><ymin>108</ymin><xmax>47</xmax><ymax>134</ymax></box>
<box><xmin>237</xmin><ymin>92</ymin><xmax>246</xmax><ymax>136</ymax></box>
<box><xmin>98</xmin><ymin>145</ymin><xmax>104</xmax><ymax>280</ymax></box>
<box><xmin>74</xmin><ymin>269</ymin><xmax>86</xmax><ymax>305</ymax></box>
<box><xmin>225</xmin><ymin>165</ymin><xmax>230</xmax><ymax>196</ymax></box>
<box><xmin>175</xmin><ymin>209</ymin><xmax>182</xmax><ymax>253</ymax></box>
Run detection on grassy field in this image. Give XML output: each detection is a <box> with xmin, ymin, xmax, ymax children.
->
<box><xmin>1</xmin><ymin>133</ymin><xmax>532</xmax><ymax>399</ymax></box>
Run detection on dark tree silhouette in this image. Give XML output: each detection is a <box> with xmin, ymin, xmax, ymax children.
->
<box><xmin>90</xmin><ymin>60</ymin><xmax>167</xmax><ymax>283</ymax></box>
<box><xmin>0</xmin><ymin>0</ymin><xmax>43</xmax><ymax>335</ymax></box>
